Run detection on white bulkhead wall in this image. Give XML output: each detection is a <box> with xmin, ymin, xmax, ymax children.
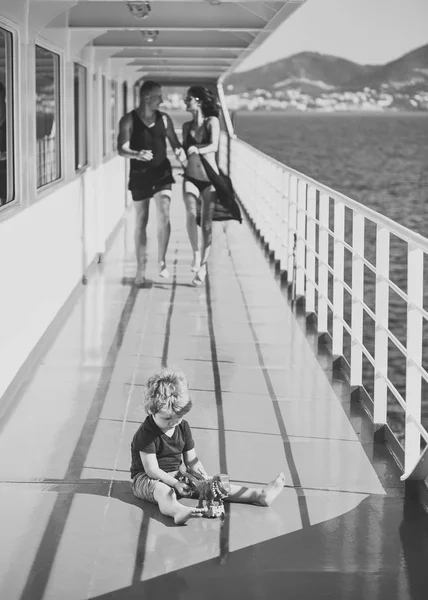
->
<box><xmin>0</xmin><ymin>1</ymin><xmax>139</xmax><ymax>401</ymax></box>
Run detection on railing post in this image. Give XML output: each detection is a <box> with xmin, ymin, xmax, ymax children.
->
<box><xmin>373</xmin><ymin>227</ymin><xmax>390</xmax><ymax>425</ymax></box>
<box><xmin>275</xmin><ymin>166</ymin><xmax>283</xmax><ymax>260</ymax></box>
<box><xmin>279</xmin><ymin>170</ymin><xmax>289</xmax><ymax>274</ymax></box>
<box><xmin>332</xmin><ymin>201</ymin><xmax>345</xmax><ymax>358</ymax></box>
<box><xmin>295</xmin><ymin>180</ymin><xmax>307</xmax><ymax>298</ymax></box>
<box><xmin>404</xmin><ymin>245</ymin><xmax>423</xmax><ymax>473</ymax></box>
<box><xmin>287</xmin><ymin>175</ymin><xmax>298</xmax><ymax>279</ymax></box>
<box><xmin>306</xmin><ymin>186</ymin><xmax>316</xmax><ymax>313</ymax></box>
<box><xmin>350</xmin><ymin>212</ymin><xmax>365</xmax><ymax>387</ymax></box>
<box><xmin>318</xmin><ymin>193</ymin><xmax>329</xmax><ymax>334</ymax></box>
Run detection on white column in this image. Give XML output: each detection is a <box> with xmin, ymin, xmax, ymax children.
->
<box><xmin>404</xmin><ymin>245</ymin><xmax>423</xmax><ymax>474</ymax></box>
<box><xmin>318</xmin><ymin>193</ymin><xmax>329</xmax><ymax>333</ymax></box>
<box><xmin>350</xmin><ymin>212</ymin><xmax>365</xmax><ymax>387</ymax></box>
<box><xmin>373</xmin><ymin>227</ymin><xmax>390</xmax><ymax>425</ymax></box>
<box><xmin>332</xmin><ymin>201</ymin><xmax>345</xmax><ymax>357</ymax></box>
<box><xmin>306</xmin><ymin>186</ymin><xmax>317</xmax><ymax>313</ymax></box>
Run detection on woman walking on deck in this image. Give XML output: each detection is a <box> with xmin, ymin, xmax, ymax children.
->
<box><xmin>182</xmin><ymin>86</ymin><xmax>221</xmax><ymax>286</ymax></box>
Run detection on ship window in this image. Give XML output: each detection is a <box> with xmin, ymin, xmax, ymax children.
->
<box><xmin>74</xmin><ymin>62</ymin><xmax>88</xmax><ymax>171</ymax></box>
<box><xmin>35</xmin><ymin>45</ymin><xmax>61</xmax><ymax>188</ymax></box>
<box><xmin>0</xmin><ymin>27</ymin><xmax>14</xmax><ymax>207</ymax></box>
<box><xmin>111</xmin><ymin>80</ymin><xmax>118</xmax><ymax>152</ymax></box>
<box><xmin>102</xmin><ymin>75</ymin><xmax>107</xmax><ymax>157</ymax></box>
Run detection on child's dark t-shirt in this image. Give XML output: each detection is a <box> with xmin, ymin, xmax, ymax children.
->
<box><xmin>130</xmin><ymin>415</ymin><xmax>195</xmax><ymax>479</ymax></box>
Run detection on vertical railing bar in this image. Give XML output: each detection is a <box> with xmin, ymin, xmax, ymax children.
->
<box><xmin>279</xmin><ymin>170</ymin><xmax>290</xmax><ymax>274</ymax></box>
<box><xmin>350</xmin><ymin>212</ymin><xmax>365</xmax><ymax>387</ymax></box>
<box><xmin>373</xmin><ymin>227</ymin><xmax>390</xmax><ymax>425</ymax></box>
<box><xmin>306</xmin><ymin>186</ymin><xmax>317</xmax><ymax>314</ymax></box>
<box><xmin>287</xmin><ymin>175</ymin><xmax>298</xmax><ymax>280</ymax></box>
<box><xmin>404</xmin><ymin>245</ymin><xmax>424</xmax><ymax>473</ymax></box>
<box><xmin>318</xmin><ymin>193</ymin><xmax>329</xmax><ymax>333</ymax></box>
<box><xmin>332</xmin><ymin>201</ymin><xmax>345</xmax><ymax>358</ymax></box>
<box><xmin>295</xmin><ymin>180</ymin><xmax>307</xmax><ymax>298</ymax></box>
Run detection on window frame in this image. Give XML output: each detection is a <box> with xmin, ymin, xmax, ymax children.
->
<box><xmin>34</xmin><ymin>40</ymin><xmax>63</xmax><ymax>192</ymax></box>
<box><xmin>102</xmin><ymin>74</ymin><xmax>107</xmax><ymax>158</ymax></box>
<box><xmin>0</xmin><ymin>22</ymin><xmax>16</xmax><ymax>210</ymax></box>
<box><xmin>73</xmin><ymin>61</ymin><xmax>88</xmax><ymax>172</ymax></box>
<box><xmin>122</xmin><ymin>81</ymin><xmax>128</xmax><ymax>117</ymax></box>
<box><xmin>110</xmin><ymin>79</ymin><xmax>118</xmax><ymax>155</ymax></box>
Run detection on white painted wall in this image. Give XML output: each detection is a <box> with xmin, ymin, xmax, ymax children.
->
<box><xmin>0</xmin><ymin>2</ymin><xmax>140</xmax><ymax>401</ymax></box>
<box><xmin>0</xmin><ymin>157</ymin><xmax>128</xmax><ymax>400</ymax></box>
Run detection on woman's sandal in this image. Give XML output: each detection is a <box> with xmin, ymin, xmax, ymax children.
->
<box><xmin>192</xmin><ymin>264</ymin><xmax>207</xmax><ymax>286</ymax></box>
<box><xmin>190</xmin><ymin>252</ymin><xmax>201</xmax><ymax>273</ymax></box>
<box><xmin>159</xmin><ymin>262</ymin><xmax>170</xmax><ymax>279</ymax></box>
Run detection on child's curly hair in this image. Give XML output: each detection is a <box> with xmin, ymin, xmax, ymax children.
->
<box><xmin>144</xmin><ymin>368</ymin><xmax>192</xmax><ymax>416</ymax></box>
<box><xmin>187</xmin><ymin>86</ymin><xmax>220</xmax><ymax>118</ymax></box>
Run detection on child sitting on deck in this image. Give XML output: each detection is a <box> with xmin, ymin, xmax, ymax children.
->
<box><xmin>130</xmin><ymin>367</ymin><xmax>286</xmax><ymax>525</ymax></box>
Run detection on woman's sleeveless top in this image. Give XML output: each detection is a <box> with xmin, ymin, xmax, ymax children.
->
<box><xmin>129</xmin><ymin>110</ymin><xmax>168</xmax><ymax>173</ymax></box>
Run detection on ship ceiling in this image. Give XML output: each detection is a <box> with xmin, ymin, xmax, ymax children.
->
<box><xmin>39</xmin><ymin>0</ymin><xmax>308</xmax><ymax>84</ymax></box>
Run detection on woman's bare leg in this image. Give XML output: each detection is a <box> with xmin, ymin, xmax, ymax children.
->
<box><xmin>224</xmin><ymin>473</ymin><xmax>286</xmax><ymax>507</ymax></box>
<box><xmin>182</xmin><ymin>188</ymin><xmax>200</xmax><ymax>270</ymax></box>
<box><xmin>193</xmin><ymin>187</ymin><xmax>216</xmax><ymax>285</ymax></box>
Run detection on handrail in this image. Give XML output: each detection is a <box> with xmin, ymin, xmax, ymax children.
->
<box><xmin>235</xmin><ymin>137</ymin><xmax>428</xmax><ymax>253</ymax></box>
<box><xmin>224</xmin><ymin>131</ymin><xmax>428</xmax><ymax>482</ymax></box>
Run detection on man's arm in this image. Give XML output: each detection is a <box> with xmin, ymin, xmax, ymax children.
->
<box><xmin>164</xmin><ymin>112</ymin><xmax>182</xmax><ymax>151</ymax></box>
<box><xmin>164</xmin><ymin>113</ymin><xmax>187</xmax><ymax>165</ymax></box>
<box><xmin>117</xmin><ymin>114</ymin><xmax>153</xmax><ymax>161</ymax></box>
<box><xmin>183</xmin><ymin>447</ymin><xmax>209</xmax><ymax>479</ymax></box>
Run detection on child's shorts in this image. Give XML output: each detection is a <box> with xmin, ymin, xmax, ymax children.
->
<box><xmin>131</xmin><ymin>473</ymin><xmax>160</xmax><ymax>504</ymax></box>
<box><xmin>131</xmin><ymin>471</ymin><xmax>198</xmax><ymax>503</ymax></box>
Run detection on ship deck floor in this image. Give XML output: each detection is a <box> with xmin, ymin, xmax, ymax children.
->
<box><xmin>1</xmin><ymin>174</ymin><xmax>427</xmax><ymax>600</ymax></box>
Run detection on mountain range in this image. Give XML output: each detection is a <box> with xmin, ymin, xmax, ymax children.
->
<box><xmin>224</xmin><ymin>44</ymin><xmax>428</xmax><ymax>100</ymax></box>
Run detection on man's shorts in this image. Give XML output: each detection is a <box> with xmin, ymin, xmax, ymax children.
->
<box><xmin>129</xmin><ymin>159</ymin><xmax>175</xmax><ymax>202</ymax></box>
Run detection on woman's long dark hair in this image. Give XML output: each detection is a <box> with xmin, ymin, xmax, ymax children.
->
<box><xmin>187</xmin><ymin>86</ymin><xmax>220</xmax><ymax>118</ymax></box>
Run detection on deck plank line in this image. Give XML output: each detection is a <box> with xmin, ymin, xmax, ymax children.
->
<box><xmin>222</xmin><ymin>224</ymin><xmax>311</xmax><ymax>529</ymax></box>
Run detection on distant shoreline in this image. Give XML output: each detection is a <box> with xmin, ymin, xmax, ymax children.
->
<box><xmin>228</xmin><ymin>109</ymin><xmax>428</xmax><ymax>116</ymax></box>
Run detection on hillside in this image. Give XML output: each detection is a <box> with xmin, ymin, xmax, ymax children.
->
<box><xmin>224</xmin><ymin>44</ymin><xmax>428</xmax><ymax>99</ymax></box>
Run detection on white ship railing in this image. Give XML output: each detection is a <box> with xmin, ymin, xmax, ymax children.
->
<box><xmin>220</xmin><ymin>131</ymin><xmax>428</xmax><ymax>481</ymax></box>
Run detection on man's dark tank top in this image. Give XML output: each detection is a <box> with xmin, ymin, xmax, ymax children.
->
<box><xmin>129</xmin><ymin>110</ymin><xmax>168</xmax><ymax>172</ymax></box>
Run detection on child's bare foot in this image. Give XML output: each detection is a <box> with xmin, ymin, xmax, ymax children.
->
<box><xmin>173</xmin><ymin>505</ymin><xmax>196</xmax><ymax>525</ymax></box>
<box><xmin>255</xmin><ymin>473</ymin><xmax>286</xmax><ymax>507</ymax></box>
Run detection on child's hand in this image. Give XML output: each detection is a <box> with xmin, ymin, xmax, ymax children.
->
<box><xmin>174</xmin><ymin>481</ymin><xmax>192</xmax><ymax>496</ymax></box>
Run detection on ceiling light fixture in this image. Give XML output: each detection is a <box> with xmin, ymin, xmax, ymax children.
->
<box><xmin>141</xmin><ymin>30</ymin><xmax>159</xmax><ymax>43</ymax></box>
<box><xmin>127</xmin><ymin>1</ymin><xmax>151</xmax><ymax>19</ymax></box>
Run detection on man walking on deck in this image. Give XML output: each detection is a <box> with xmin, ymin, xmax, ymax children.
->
<box><xmin>118</xmin><ymin>80</ymin><xmax>186</xmax><ymax>284</ymax></box>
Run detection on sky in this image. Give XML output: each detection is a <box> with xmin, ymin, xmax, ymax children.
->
<box><xmin>235</xmin><ymin>0</ymin><xmax>428</xmax><ymax>72</ymax></box>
